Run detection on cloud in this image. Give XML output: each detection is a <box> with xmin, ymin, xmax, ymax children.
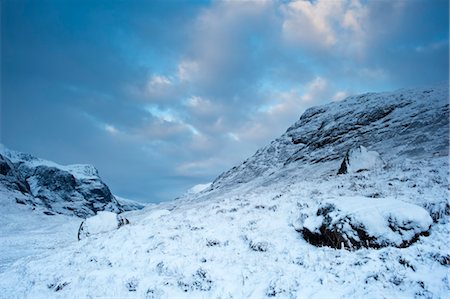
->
<box><xmin>281</xmin><ymin>0</ymin><xmax>368</xmax><ymax>53</ymax></box>
<box><xmin>2</xmin><ymin>0</ymin><xmax>448</xmax><ymax>203</ymax></box>
<box><xmin>301</xmin><ymin>77</ymin><xmax>329</xmax><ymax>102</ymax></box>
<box><xmin>177</xmin><ymin>60</ymin><xmax>199</xmax><ymax>82</ymax></box>
<box><xmin>332</xmin><ymin>91</ymin><xmax>348</xmax><ymax>102</ymax></box>
<box><xmin>104</xmin><ymin>124</ymin><xmax>119</xmax><ymax>135</ymax></box>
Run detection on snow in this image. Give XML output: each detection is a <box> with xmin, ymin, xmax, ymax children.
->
<box><xmin>346</xmin><ymin>146</ymin><xmax>384</xmax><ymax>173</ymax></box>
<box><xmin>79</xmin><ymin>211</ymin><xmax>121</xmax><ymax>239</ymax></box>
<box><xmin>1</xmin><ymin>154</ymin><xmax>448</xmax><ymax>298</ymax></box>
<box><xmin>184</xmin><ymin>182</ymin><xmax>212</xmax><ymax>195</ymax></box>
<box><xmin>331</xmin><ymin>197</ymin><xmax>432</xmax><ymax>241</ymax></box>
<box><xmin>0</xmin><ymin>83</ymin><xmax>448</xmax><ymax>298</ymax></box>
<box><xmin>303</xmin><ymin>215</ymin><xmax>324</xmax><ymax>233</ymax></box>
<box><xmin>0</xmin><ymin>188</ymin><xmax>81</xmax><ymax>273</ymax></box>
<box><xmin>0</xmin><ymin>145</ymin><xmax>101</xmax><ymax>180</ymax></box>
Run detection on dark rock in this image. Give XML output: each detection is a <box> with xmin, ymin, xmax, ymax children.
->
<box><xmin>0</xmin><ymin>154</ymin><xmax>31</xmax><ymax>194</ymax></box>
<box><xmin>337</xmin><ymin>152</ymin><xmax>349</xmax><ymax>174</ymax></box>
<box><xmin>0</xmin><ymin>147</ymin><xmax>142</xmax><ymax>217</ymax></box>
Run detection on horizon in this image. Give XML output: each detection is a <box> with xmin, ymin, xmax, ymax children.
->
<box><xmin>1</xmin><ymin>0</ymin><xmax>448</xmax><ymax>203</ymax></box>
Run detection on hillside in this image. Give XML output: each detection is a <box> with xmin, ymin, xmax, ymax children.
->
<box><xmin>0</xmin><ymin>83</ymin><xmax>448</xmax><ymax>298</ymax></box>
<box><xmin>0</xmin><ymin>145</ymin><xmax>132</xmax><ymax>217</ymax></box>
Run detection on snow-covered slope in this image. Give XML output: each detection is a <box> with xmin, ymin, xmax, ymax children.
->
<box><xmin>209</xmin><ymin>84</ymin><xmax>448</xmax><ymax>191</ymax></box>
<box><xmin>0</xmin><ymin>189</ymin><xmax>81</xmax><ymax>273</ymax></box>
<box><xmin>0</xmin><ymin>146</ymin><xmax>136</xmax><ymax>217</ymax></box>
<box><xmin>0</xmin><ymin>83</ymin><xmax>448</xmax><ymax>298</ymax></box>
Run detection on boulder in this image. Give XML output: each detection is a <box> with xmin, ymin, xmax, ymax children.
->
<box><xmin>296</xmin><ymin>197</ymin><xmax>432</xmax><ymax>249</ymax></box>
<box><xmin>338</xmin><ymin>146</ymin><xmax>384</xmax><ymax>174</ymax></box>
<box><xmin>77</xmin><ymin>211</ymin><xmax>130</xmax><ymax>240</ymax></box>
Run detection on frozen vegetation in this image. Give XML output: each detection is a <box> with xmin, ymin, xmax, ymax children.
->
<box><xmin>0</xmin><ymin>83</ymin><xmax>448</xmax><ymax>298</ymax></box>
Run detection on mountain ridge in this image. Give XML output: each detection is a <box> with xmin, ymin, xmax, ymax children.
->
<box><xmin>204</xmin><ymin>82</ymin><xmax>448</xmax><ymax>192</ymax></box>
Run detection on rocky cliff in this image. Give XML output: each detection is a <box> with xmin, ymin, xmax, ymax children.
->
<box><xmin>0</xmin><ymin>146</ymin><xmax>129</xmax><ymax>217</ymax></box>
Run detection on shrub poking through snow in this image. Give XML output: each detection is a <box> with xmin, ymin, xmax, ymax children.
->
<box><xmin>77</xmin><ymin>211</ymin><xmax>129</xmax><ymax>240</ymax></box>
<box><xmin>338</xmin><ymin>146</ymin><xmax>384</xmax><ymax>174</ymax></box>
<box><xmin>177</xmin><ymin>268</ymin><xmax>213</xmax><ymax>292</ymax></box>
<box><xmin>297</xmin><ymin>197</ymin><xmax>432</xmax><ymax>249</ymax></box>
<box><xmin>249</xmin><ymin>241</ymin><xmax>269</xmax><ymax>252</ymax></box>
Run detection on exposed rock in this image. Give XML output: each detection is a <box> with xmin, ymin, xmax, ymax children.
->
<box><xmin>0</xmin><ymin>146</ymin><xmax>142</xmax><ymax>217</ymax></box>
<box><xmin>0</xmin><ymin>154</ymin><xmax>30</xmax><ymax>195</ymax></box>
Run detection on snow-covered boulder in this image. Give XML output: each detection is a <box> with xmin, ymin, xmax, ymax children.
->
<box><xmin>297</xmin><ymin>197</ymin><xmax>432</xmax><ymax>249</ymax></box>
<box><xmin>77</xmin><ymin>211</ymin><xmax>129</xmax><ymax>240</ymax></box>
<box><xmin>338</xmin><ymin>146</ymin><xmax>384</xmax><ymax>174</ymax></box>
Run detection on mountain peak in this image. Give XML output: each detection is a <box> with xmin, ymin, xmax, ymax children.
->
<box><xmin>0</xmin><ymin>145</ymin><xmax>137</xmax><ymax>217</ymax></box>
<box><xmin>208</xmin><ymin>83</ymin><xmax>448</xmax><ymax>191</ymax></box>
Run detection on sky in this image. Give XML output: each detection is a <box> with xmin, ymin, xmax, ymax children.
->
<box><xmin>1</xmin><ymin>0</ymin><xmax>448</xmax><ymax>203</ymax></box>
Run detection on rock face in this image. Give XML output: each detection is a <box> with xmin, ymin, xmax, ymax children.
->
<box><xmin>0</xmin><ymin>147</ymin><xmax>129</xmax><ymax>217</ymax></box>
<box><xmin>0</xmin><ymin>154</ymin><xmax>31</xmax><ymax>195</ymax></box>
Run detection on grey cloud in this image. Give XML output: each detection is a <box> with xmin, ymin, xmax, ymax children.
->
<box><xmin>2</xmin><ymin>0</ymin><xmax>447</xmax><ymax>202</ymax></box>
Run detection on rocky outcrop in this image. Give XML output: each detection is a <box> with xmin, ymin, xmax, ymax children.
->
<box><xmin>0</xmin><ymin>147</ymin><xmax>133</xmax><ymax>217</ymax></box>
<box><xmin>0</xmin><ymin>154</ymin><xmax>30</xmax><ymax>195</ymax></box>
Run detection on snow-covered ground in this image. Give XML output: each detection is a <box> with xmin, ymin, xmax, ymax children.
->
<box><xmin>0</xmin><ymin>190</ymin><xmax>81</xmax><ymax>273</ymax></box>
<box><xmin>0</xmin><ymin>84</ymin><xmax>448</xmax><ymax>298</ymax></box>
<box><xmin>0</xmin><ymin>155</ymin><xmax>448</xmax><ymax>298</ymax></box>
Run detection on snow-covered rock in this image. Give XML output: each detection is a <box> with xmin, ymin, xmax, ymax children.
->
<box><xmin>77</xmin><ymin>211</ymin><xmax>129</xmax><ymax>240</ymax></box>
<box><xmin>0</xmin><ymin>146</ymin><xmax>141</xmax><ymax>217</ymax></box>
<box><xmin>297</xmin><ymin>197</ymin><xmax>433</xmax><ymax>249</ymax></box>
<box><xmin>337</xmin><ymin>146</ymin><xmax>384</xmax><ymax>174</ymax></box>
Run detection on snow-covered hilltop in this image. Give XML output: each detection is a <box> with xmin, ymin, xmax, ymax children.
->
<box><xmin>0</xmin><ymin>83</ymin><xmax>448</xmax><ymax>298</ymax></box>
<box><xmin>0</xmin><ymin>145</ymin><xmax>130</xmax><ymax>217</ymax></box>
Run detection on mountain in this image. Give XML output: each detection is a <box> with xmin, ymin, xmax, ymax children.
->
<box><xmin>0</xmin><ymin>145</ymin><xmax>141</xmax><ymax>217</ymax></box>
<box><xmin>209</xmin><ymin>83</ymin><xmax>448</xmax><ymax>190</ymax></box>
<box><xmin>0</xmin><ymin>83</ymin><xmax>448</xmax><ymax>298</ymax></box>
